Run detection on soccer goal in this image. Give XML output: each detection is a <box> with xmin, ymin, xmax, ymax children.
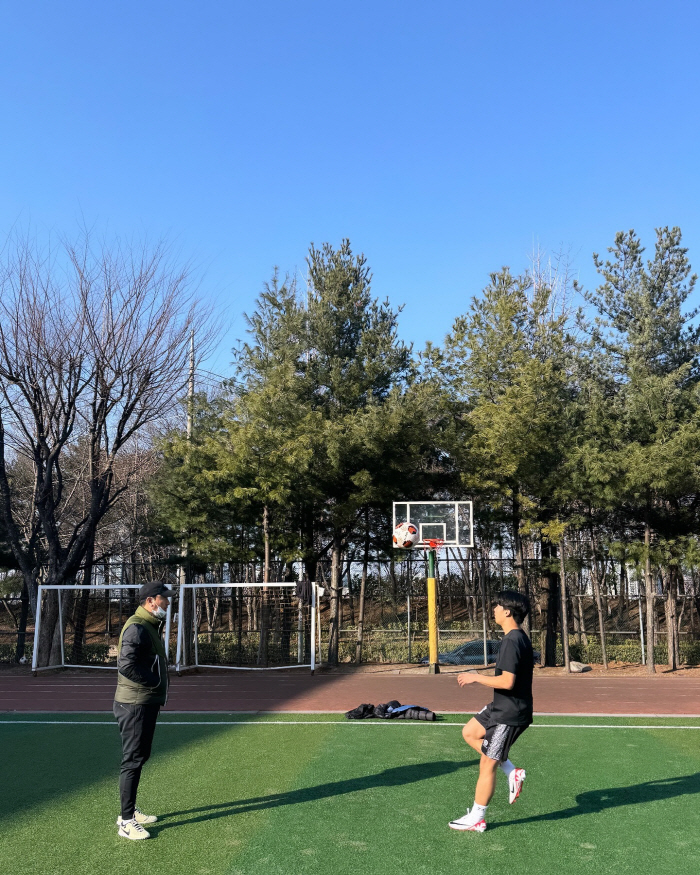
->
<box><xmin>175</xmin><ymin>582</ymin><xmax>318</xmax><ymax>673</ymax></box>
<box><xmin>31</xmin><ymin>583</ymin><xmax>174</xmax><ymax>673</ymax></box>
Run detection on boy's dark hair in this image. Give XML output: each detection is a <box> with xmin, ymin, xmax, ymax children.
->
<box><xmin>494</xmin><ymin>590</ymin><xmax>530</xmax><ymax>624</ymax></box>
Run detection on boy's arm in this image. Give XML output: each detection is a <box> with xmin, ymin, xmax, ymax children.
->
<box><xmin>457</xmin><ymin>670</ymin><xmax>515</xmax><ymax>690</ymax></box>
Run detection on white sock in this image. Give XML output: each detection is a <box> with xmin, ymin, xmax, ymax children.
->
<box><xmin>471</xmin><ymin>803</ymin><xmax>488</xmax><ymax>822</ymax></box>
<box><xmin>500</xmin><ymin>759</ymin><xmax>515</xmax><ymax>778</ymax></box>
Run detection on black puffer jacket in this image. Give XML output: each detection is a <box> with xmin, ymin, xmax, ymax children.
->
<box><xmin>114</xmin><ymin>606</ymin><xmax>169</xmax><ymax>706</ymax></box>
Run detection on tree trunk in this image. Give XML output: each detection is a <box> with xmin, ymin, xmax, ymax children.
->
<box><xmin>577</xmin><ymin>585</ymin><xmax>589</xmax><ymax>646</ymax></box>
<box><xmin>616</xmin><ymin>557</ymin><xmax>627</xmax><ymax>628</ymax></box>
<box><xmin>663</xmin><ymin>567</ymin><xmax>680</xmax><ymax>669</ymax></box>
<box><xmin>15</xmin><ymin>580</ymin><xmax>30</xmax><ymax>663</ymax></box>
<box><xmin>559</xmin><ymin>538</ymin><xmax>571</xmax><ymax>672</ymax></box>
<box><xmin>571</xmin><ymin>586</ymin><xmax>580</xmax><ymax>641</ymax></box>
<box><xmin>644</xmin><ymin>518</ymin><xmax>656</xmax><ymax>673</ymax></box>
<box><xmin>355</xmin><ymin>514</ymin><xmax>370</xmax><ymax>664</ymax></box>
<box><xmin>257</xmin><ymin>505</ymin><xmax>271</xmax><ymax>666</ymax></box>
<box><xmin>541</xmin><ymin>542</ymin><xmax>558</xmax><ymax>667</ymax></box>
<box><xmin>512</xmin><ymin>489</ymin><xmax>530</xmax><ymax>635</ymax></box>
<box><xmin>346</xmin><ymin>557</ymin><xmax>355</xmax><ymax>625</ymax></box>
<box><xmin>71</xmin><ymin>531</ymin><xmax>96</xmax><ymax>664</ymax></box>
<box><xmin>589</xmin><ymin>528</ymin><xmax>608</xmax><ymax>669</ymax></box>
<box><xmin>178</xmin><ymin>554</ymin><xmax>194</xmax><ymax>668</ymax></box>
<box><xmin>36</xmin><ymin>586</ymin><xmax>58</xmax><ymax>668</ymax></box>
<box><xmin>676</xmin><ymin>568</ymin><xmax>686</xmax><ymax>664</ymax></box>
<box><xmin>40</xmin><ymin>586</ymin><xmax>75</xmax><ymax>667</ymax></box>
<box><xmin>327</xmin><ymin>530</ymin><xmax>343</xmax><ymax>665</ymax></box>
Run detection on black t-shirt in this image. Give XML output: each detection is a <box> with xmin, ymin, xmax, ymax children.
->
<box><xmin>490</xmin><ymin>629</ymin><xmax>533</xmax><ymax>726</ymax></box>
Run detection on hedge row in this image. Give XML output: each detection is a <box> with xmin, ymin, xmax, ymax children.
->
<box><xmin>559</xmin><ymin>637</ymin><xmax>700</xmax><ymax>665</ymax></box>
<box><xmin>0</xmin><ymin>641</ymin><xmax>112</xmax><ymax>664</ymax></box>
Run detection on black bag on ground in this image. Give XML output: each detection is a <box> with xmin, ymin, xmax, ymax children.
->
<box><xmin>373</xmin><ymin>700</ymin><xmax>402</xmax><ymax>718</ymax></box>
<box><xmin>345</xmin><ymin>703</ymin><xmax>376</xmax><ymax>719</ymax></box>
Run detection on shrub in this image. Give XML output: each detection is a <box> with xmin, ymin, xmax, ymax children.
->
<box><xmin>0</xmin><ymin>643</ymin><xmax>17</xmax><ymax>663</ymax></box>
<box><xmin>554</xmin><ymin>637</ymin><xmax>700</xmax><ymax>666</ymax></box>
<box><xmin>195</xmin><ymin>631</ymin><xmax>305</xmax><ymax>666</ymax></box>
<box><xmin>680</xmin><ymin>641</ymin><xmax>700</xmax><ymax>665</ymax></box>
<box><xmin>338</xmin><ymin>634</ymin><xmax>430</xmax><ymax>664</ymax></box>
<box><xmin>80</xmin><ymin>643</ymin><xmax>111</xmax><ymax>665</ymax></box>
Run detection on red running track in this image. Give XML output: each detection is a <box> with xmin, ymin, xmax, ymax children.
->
<box><xmin>1</xmin><ymin>671</ymin><xmax>699</xmax><ymax>715</ymax></box>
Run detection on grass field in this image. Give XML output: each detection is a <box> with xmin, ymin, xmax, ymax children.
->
<box><xmin>4</xmin><ymin>713</ymin><xmax>700</xmax><ymax>875</ymax></box>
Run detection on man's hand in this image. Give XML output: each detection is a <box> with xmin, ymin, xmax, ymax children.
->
<box><xmin>457</xmin><ymin>671</ymin><xmax>480</xmax><ymax>687</ymax></box>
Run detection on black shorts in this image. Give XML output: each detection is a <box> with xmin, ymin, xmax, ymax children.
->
<box><xmin>473</xmin><ymin>703</ymin><xmax>529</xmax><ymax>761</ymax></box>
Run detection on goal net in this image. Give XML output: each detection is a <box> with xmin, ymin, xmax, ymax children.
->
<box><xmin>31</xmin><ymin>583</ymin><xmax>173</xmax><ymax>673</ymax></box>
<box><xmin>175</xmin><ymin>582</ymin><xmax>318</xmax><ymax>673</ymax></box>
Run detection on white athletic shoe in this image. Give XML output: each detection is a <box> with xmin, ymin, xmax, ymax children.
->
<box><xmin>509</xmin><ymin>767</ymin><xmax>526</xmax><ymax>804</ymax></box>
<box><xmin>117</xmin><ymin>808</ymin><xmax>158</xmax><ymax>826</ymax></box>
<box><xmin>449</xmin><ymin>810</ymin><xmax>487</xmax><ymax>832</ymax></box>
<box><xmin>117</xmin><ymin>818</ymin><xmax>151</xmax><ymax>840</ymax></box>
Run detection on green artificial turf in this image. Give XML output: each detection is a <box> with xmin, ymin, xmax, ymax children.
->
<box><xmin>3</xmin><ymin>714</ymin><xmax>700</xmax><ymax>875</ymax></box>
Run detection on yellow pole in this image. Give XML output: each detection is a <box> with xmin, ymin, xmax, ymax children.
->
<box><xmin>427</xmin><ymin>548</ymin><xmax>439</xmax><ymax>674</ymax></box>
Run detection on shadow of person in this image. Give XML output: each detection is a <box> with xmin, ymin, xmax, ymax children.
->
<box><xmin>154</xmin><ymin>758</ymin><xmax>476</xmax><ymax>832</ymax></box>
<box><xmin>496</xmin><ymin>772</ymin><xmax>700</xmax><ymax>829</ymax></box>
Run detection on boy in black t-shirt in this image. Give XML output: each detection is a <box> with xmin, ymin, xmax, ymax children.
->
<box><xmin>449</xmin><ymin>590</ymin><xmax>533</xmax><ymax>833</ymax></box>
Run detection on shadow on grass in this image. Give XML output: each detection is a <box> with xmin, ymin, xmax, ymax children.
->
<box><xmin>155</xmin><ymin>758</ymin><xmax>476</xmax><ymax>831</ymax></box>
<box><xmin>0</xmin><ymin>721</ymin><xmax>237</xmax><ymax>822</ymax></box>
<box><xmin>496</xmin><ymin>772</ymin><xmax>700</xmax><ymax>829</ymax></box>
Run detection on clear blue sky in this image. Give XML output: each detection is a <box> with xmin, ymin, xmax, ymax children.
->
<box><xmin>1</xmin><ymin>1</ymin><xmax>698</xmax><ymax>378</ymax></box>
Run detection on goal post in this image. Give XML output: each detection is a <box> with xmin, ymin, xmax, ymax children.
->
<box><xmin>176</xmin><ymin>582</ymin><xmax>317</xmax><ymax>673</ymax></box>
<box><xmin>31</xmin><ymin>583</ymin><xmax>173</xmax><ymax>673</ymax></box>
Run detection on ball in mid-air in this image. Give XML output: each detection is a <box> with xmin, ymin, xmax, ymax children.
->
<box><xmin>393</xmin><ymin>522</ymin><xmax>419</xmax><ymax>549</ymax></box>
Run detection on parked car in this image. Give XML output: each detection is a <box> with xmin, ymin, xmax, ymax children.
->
<box><xmin>420</xmin><ymin>638</ymin><xmax>540</xmax><ymax>666</ymax></box>
<box><xmin>420</xmin><ymin>639</ymin><xmax>502</xmax><ymax>666</ymax></box>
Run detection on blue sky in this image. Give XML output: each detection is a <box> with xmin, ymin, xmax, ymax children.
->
<box><xmin>1</xmin><ymin>1</ymin><xmax>698</xmax><ymax>379</ymax></box>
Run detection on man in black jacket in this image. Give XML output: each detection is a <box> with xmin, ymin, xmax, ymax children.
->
<box><xmin>113</xmin><ymin>581</ymin><xmax>172</xmax><ymax>840</ymax></box>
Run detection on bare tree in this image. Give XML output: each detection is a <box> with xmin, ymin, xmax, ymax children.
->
<box><xmin>0</xmin><ymin>231</ymin><xmax>211</xmax><ymax>665</ymax></box>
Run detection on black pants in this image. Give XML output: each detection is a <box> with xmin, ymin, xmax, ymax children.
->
<box><xmin>113</xmin><ymin>701</ymin><xmax>160</xmax><ymax>820</ymax></box>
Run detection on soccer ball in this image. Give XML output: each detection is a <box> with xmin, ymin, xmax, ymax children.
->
<box><xmin>393</xmin><ymin>521</ymin><xmax>419</xmax><ymax>549</ymax></box>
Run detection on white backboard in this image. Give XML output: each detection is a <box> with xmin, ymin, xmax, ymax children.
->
<box><xmin>392</xmin><ymin>501</ymin><xmax>473</xmax><ymax>548</ymax></box>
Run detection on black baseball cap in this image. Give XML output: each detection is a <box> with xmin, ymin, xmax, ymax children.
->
<box><xmin>138</xmin><ymin>581</ymin><xmax>174</xmax><ymax>602</ymax></box>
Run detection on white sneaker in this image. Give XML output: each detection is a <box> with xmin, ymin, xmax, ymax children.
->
<box><xmin>117</xmin><ymin>808</ymin><xmax>158</xmax><ymax>826</ymax></box>
<box><xmin>509</xmin><ymin>767</ymin><xmax>526</xmax><ymax>804</ymax></box>
<box><xmin>449</xmin><ymin>810</ymin><xmax>487</xmax><ymax>832</ymax></box>
<box><xmin>117</xmin><ymin>818</ymin><xmax>151</xmax><ymax>840</ymax></box>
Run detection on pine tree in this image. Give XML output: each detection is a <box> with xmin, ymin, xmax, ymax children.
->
<box><xmin>579</xmin><ymin>227</ymin><xmax>700</xmax><ymax>672</ymax></box>
<box><xmin>441</xmin><ymin>266</ymin><xmax>576</xmax><ymax>651</ymax></box>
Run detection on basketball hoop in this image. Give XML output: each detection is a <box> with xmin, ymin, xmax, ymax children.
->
<box><xmin>423</xmin><ymin>538</ymin><xmax>444</xmax><ymax>552</ymax></box>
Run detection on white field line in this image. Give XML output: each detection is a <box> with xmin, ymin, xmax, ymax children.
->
<box><xmin>1</xmin><ymin>719</ymin><xmax>700</xmax><ymax>729</ymax></box>
<box><xmin>4</xmin><ymin>709</ymin><xmax>700</xmax><ymax>718</ymax></box>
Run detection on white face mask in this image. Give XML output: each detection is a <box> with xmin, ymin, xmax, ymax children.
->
<box><xmin>151</xmin><ymin>604</ymin><xmax>167</xmax><ymax>620</ymax></box>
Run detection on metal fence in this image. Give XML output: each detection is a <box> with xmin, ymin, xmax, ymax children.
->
<box><xmin>5</xmin><ymin>551</ymin><xmax>700</xmax><ymax>666</ymax></box>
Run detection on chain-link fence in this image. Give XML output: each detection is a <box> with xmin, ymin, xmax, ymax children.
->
<box><xmin>0</xmin><ymin>595</ymin><xmax>33</xmax><ymax>663</ymax></box>
<box><xmin>0</xmin><ymin>559</ymin><xmax>172</xmax><ymax>666</ymax></box>
<box><xmin>6</xmin><ymin>551</ymin><xmax>700</xmax><ymax>667</ymax></box>
<box><xmin>313</xmin><ymin>553</ymin><xmax>700</xmax><ymax>666</ymax></box>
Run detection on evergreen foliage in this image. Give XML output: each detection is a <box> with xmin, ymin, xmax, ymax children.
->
<box><xmin>147</xmin><ymin>229</ymin><xmax>700</xmax><ymax>668</ymax></box>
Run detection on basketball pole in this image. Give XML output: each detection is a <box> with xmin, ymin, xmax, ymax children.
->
<box><xmin>427</xmin><ymin>547</ymin><xmax>439</xmax><ymax>674</ymax></box>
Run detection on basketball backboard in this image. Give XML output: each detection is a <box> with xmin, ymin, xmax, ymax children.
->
<box><xmin>392</xmin><ymin>501</ymin><xmax>473</xmax><ymax>548</ymax></box>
